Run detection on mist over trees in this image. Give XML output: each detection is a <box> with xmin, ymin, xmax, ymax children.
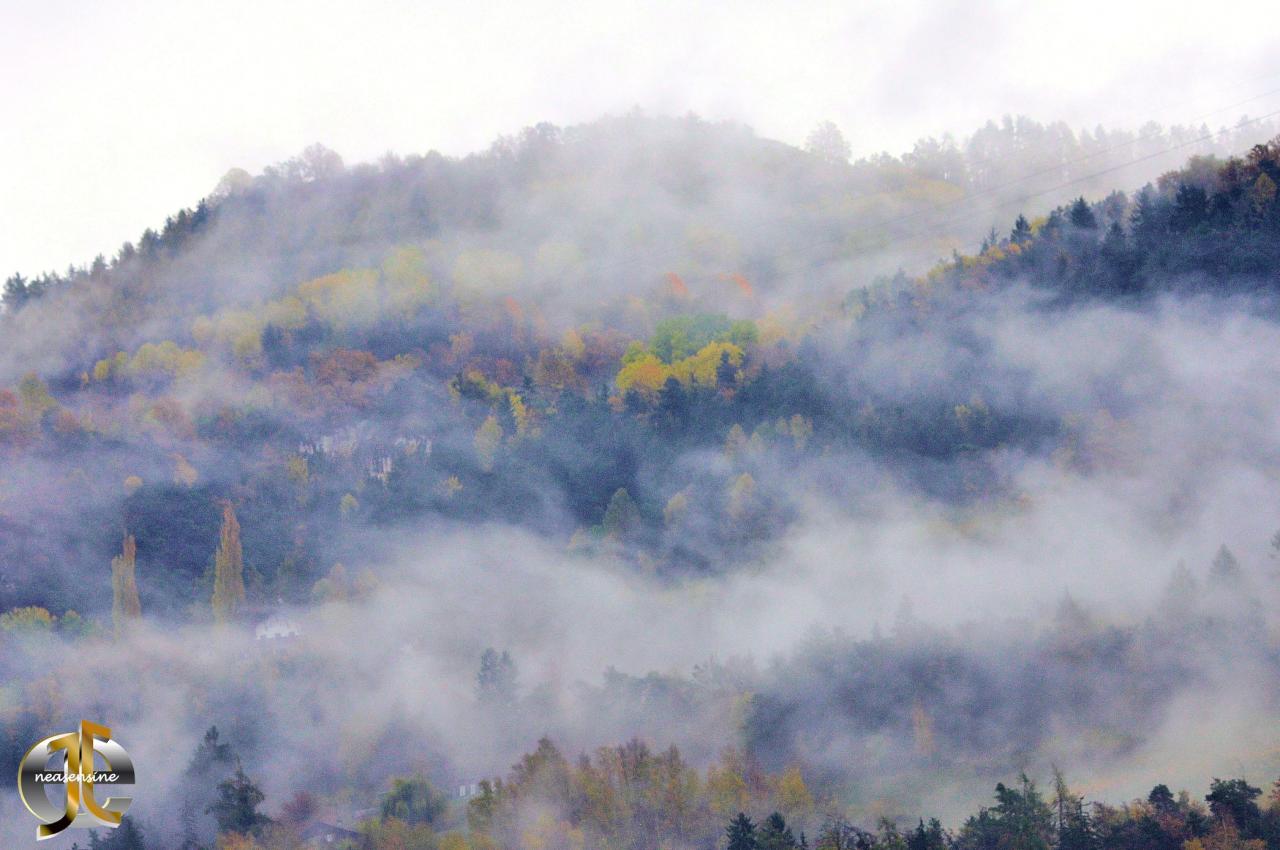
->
<box><xmin>3</xmin><ymin>112</ymin><xmax>1280</xmax><ymax>849</ymax></box>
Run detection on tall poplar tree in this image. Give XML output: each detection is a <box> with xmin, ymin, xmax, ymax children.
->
<box><xmin>111</xmin><ymin>533</ymin><xmax>142</xmax><ymax>635</ymax></box>
<box><xmin>211</xmin><ymin>503</ymin><xmax>246</xmax><ymax>623</ymax></box>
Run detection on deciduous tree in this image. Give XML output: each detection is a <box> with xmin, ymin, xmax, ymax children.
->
<box><xmin>212</xmin><ymin>503</ymin><xmax>246</xmax><ymax>623</ymax></box>
<box><xmin>111</xmin><ymin>534</ymin><xmax>142</xmax><ymax>635</ymax></box>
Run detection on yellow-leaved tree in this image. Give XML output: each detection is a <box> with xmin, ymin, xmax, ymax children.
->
<box><xmin>212</xmin><ymin>503</ymin><xmax>246</xmax><ymax>623</ymax></box>
<box><xmin>111</xmin><ymin>534</ymin><xmax>142</xmax><ymax>635</ymax></box>
<box><xmin>775</xmin><ymin>766</ymin><xmax>814</xmax><ymax>821</ymax></box>
<box><xmin>381</xmin><ymin>245</ymin><xmax>436</xmax><ymax>315</ymax></box>
<box><xmin>474</xmin><ymin>415</ymin><xmax>503</xmax><ymax>473</ymax></box>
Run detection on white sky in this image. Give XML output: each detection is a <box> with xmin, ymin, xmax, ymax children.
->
<box><xmin>2</xmin><ymin>0</ymin><xmax>1278</xmax><ymax>276</ymax></box>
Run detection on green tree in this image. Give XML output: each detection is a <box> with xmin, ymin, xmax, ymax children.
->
<box><xmin>0</xmin><ymin>605</ymin><xmax>56</xmax><ymax>633</ymax></box>
<box><xmin>1206</xmin><ymin>778</ymin><xmax>1262</xmax><ymax>837</ymax></box>
<box><xmin>995</xmin><ymin>775</ymin><xmax>1054</xmax><ymax>850</ymax></box>
<box><xmin>601</xmin><ymin>487</ymin><xmax>641</xmax><ymax>540</ymax></box>
<box><xmin>760</xmin><ymin>812</ymin><xmax>799</xmax><ymax>850</ymax></box>
<box><xmin>1053</xmin><ymin>770</ymin><xmax>1097</xmax><ymax>850</ymax></box>
<box><xmin>85</xmin><ymin>816</ymin><xmax>148</xmax><ymax>849</ymax></box>
<box><xmin>957</xmin><ymin>776</ymin><xmax>1053</xmax><ymax>850</ymax></box>
<box><xmin>18</xmin><ymin>372</ymin><xmax>57</xmax><ymax>417</ymax></box>
<box><xmin>1010</xmin><ymin>214</ymin><xmax>1033</xmax><ymax>245</ymax></box>
<box><xmin>1251</xmin><ymin>173</ymin><xmax>1277</xmax><ymax>214</ymax></box>
<box><xmin>728</xmin><ymin>812</ymin><xmax>758</xmax><ymax>850</ymax></box>
<box><xmin>1209</xmin><ymin>545</ymin><xmax>1242</xmax><ymax>583</ymax></box>
<box><xmin>907</xmin><ymin>819</ymin><xmax>948</xmax><ymax>850</ymax></box>
<box><xmin>816</xmin><ymin>816</ymin><xmax>867</xmax><ymax>850</ymax></box>
<box><xmin>477</xmin><ymin>648</ymin><xmax>518</xmax><ymax>706</ymax></box>
<box><xmin>466</xmin><ymin>780</ymin><xmax>499</xmax><ymax>836</ymax></box>
<box><xmin>207</xmin><ymin>765</ymin><xmax>268</xmax><ymax>835</ymax></box>
<box><xmin>58</xmin><ymin>610</ymin><xmax>91</xmax><ymax>638</ymax></box>
<box><xmin>1069</xmin><ymin>197</ymin><xmax>1097</xmax><ymax>229</ymax></box>
<box><xmin>180</xmin><ymin>727</ymin><xmax>238</xmax><ymax>849</ymax></box>
<box><xmin>380</xmin><ymin>775</ymin><xmax>449</xmax><ymax>825</ymax></box>
<box><xmin>1148</xmin><ymin>784</ymin><xmax>1177</xmax><ymax>814</ymax></box>
<box><xmin>805</xmin><ymin>121</ymin><xmax>851</xmax><ymax>164</ymax></box>
<box><xmin>657</xmin><ymin>376</ymin><xmax>690</xmax><ymax>432</ymax></box>
<box><xmin>3</xmin><ymin>273</ymin><xmax>30</xmax><ymax>311</ymax></box>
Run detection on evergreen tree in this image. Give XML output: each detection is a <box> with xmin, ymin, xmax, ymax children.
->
<box><xmin>1206</xmin><ymin>778</ymin><xmax>1262</xmax><ymax>837</ymax></box>
<box><xmin>177</xmin><ymin>799</ymin><xmax>201</xmax><ymax>850</ymax></box>
<box><xmin>188</xmin><ymin>726</ymin><xmax>235</xmax><ymax>773</ymax></box>
<box><xmin>477</xmin><ymin>648</ymin><xmax>519</xmax><ymax>706</ymax></box>
<box><xmin>1170</xmin><ymin>184</ymin><xmax>1209</xmax><ymax>232</ymax></box>
<box><xmin>211</xmin><ymin>503</ymin><xmax>246</xmax><ymax>623</ymax></box>
<box><xmin>907</xmin><ymin>819</ymin><xmax>948</xmax><ymax>850</ymax></box>
<box><xmin>657</xmin><ymin>375</ymin><xmax>690</xmax><ymax>434</ymax></box>
<box><xmin>760</xmin><ymin>812</ymin><xmax>799</xmax><ymax>849</ymax></box>
<box><xmin>1148</xmin><ymin>784</ymin><xmax>1177</xmax><ymax>814</ymax></box>
<box><xmin>1010</xmin><ymin>214</ymin><xmax>1032</xmax><ymax>245</ymax></box>
<box><xmin>1053</xmin><ymin>770</ymin><xmax>1097</xmax><ymax>850</ymax></box>
<box><xmin>1209</xmin><ymin>545</ymin><xmax>1242</xmax><ymax>583</ymax></box>
<box><xmin>1069</xmin><ymin>197</ymin><xmax>1097</xmax><ymax>229</ymax></box>
<box><xmin>85</xmin><ymin>816</ymin><xmax>148</xmax><ymax>849</ymax></box>
<box><xmin>181</xmin><ymin>727</ymin><xmax>238</xmax><ymax>850</ymax></box>
<box><xmin>728</xmin><ymin>812</ymin><xmax>759</xmax><ymax>850</ymax></box>
<box><xmin>994</xmin><ymin>775</ymin><xmax>1054</xmax><ymax>850</ymax></box>
<box><xmin>1129</xmin><ymin>186</ymin><xmax>1166</xmax><ymax>253</ymax></box>
<box><xmin>717</xmin><ymin>350</ymin><xmax>739</xmax><ymax>389</ymax></box>
<box><xmin>2</xmin><ymin>273</ymin><xmax>29</xmax><ymax>311</ymax></box>
<box><xmin>957</xmin><ymin>776</ymin><xmax>1054</xmax><ymax>850</ymax></box>
<box><xmin>1099</xmin><ymin>222</ymin><xmax>1137</xmax><ymax>294</ymax></box>
<box><xmin>207</xmin><ymin>765</ymin><xmax>268</xmax><ymax>835</ymax></box>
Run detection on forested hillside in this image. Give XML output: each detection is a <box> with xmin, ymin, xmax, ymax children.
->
<box><xmin>2</xmin><ymin>114</ymin><xmax>1277</xmax><ymax>614</ymax></box>
<box><xmin>937</xmin><ymin>139</ymin><xmax>1280</xmax><ymax>297</ymax></box>
<box><xmin>3</xmin><ymin>114</ymin><xmax>1280</xmax><ymax>850</ymax></box>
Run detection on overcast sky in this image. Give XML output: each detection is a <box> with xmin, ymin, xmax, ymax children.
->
<box><xmin>2</xmin><ymin>0</ymin><xmax>1278</xmax><ymax>276</ymax></box>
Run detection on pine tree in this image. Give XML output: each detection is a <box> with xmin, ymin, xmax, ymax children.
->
<box><xmin>86</xmin><ymin>815</ymin><xmax>148</xmax><ymax>849</ymax></box>
<box><xmin>212</xmin><ymin>503</ymin><xmax>246</xmax><ymax>623</ymax></box>
<box><xmin>178</xmin><ymin>798</ymin><xmax>200</xmax><ymax>850</ymax></box>
<box><xmin>1210</xmin><ymin>544</ymin><xmax>1242</xmax><ymax>583</ymax></box>
<box><xmin>907</xmin><ymin>819</ymin><xmax>948</xmax><ymax>850</ymax></box>
<box><xmin>111</xmin><ymin>534</ymin><xmax>142</xmax><ymax>635</ymax></box>
<box><xmin>1010</xmin><ymin>214</ymin><xmax>1033</xmax><ymax>245</ymax></box>
<box><xmin>207</xmin><ymin>765</ymin><xmax>268</xmax><ymax>835</ymax></box>
<box><xmin>179</xmin><ymin>726</ymin><xmax>237</xmax><ymax>850</ymax></box>
<box><xmin>727</xmin><ymin>812</ymin><xmax>758</xmax><ymax>850</ymax></box>
<box><xmin>657</xmin><ymin>375</ymin><xmax>690</xmax><ymax>433</ymax></box>
<box><xmin>477</xmin><ymin>648</ymin><xmax>519</xmax><ymax>706</ymax></box>
<box><xmin>1053</xmin><ymin>769</ymin><xmax>1097</xmax><ymax>850</ymax></box>
<box><xmin>759</xmin><ymin>812</ymin><xmax>798</xmax><ymax>849</ymax></box>
<box><xmin>1148</xmin><ymin>784</ymin><xmax>1177</xmax><ymax>814</ymax></box>
<box><xmin>1069</xmin><ymin>197</ymin><xmax>1097</xmax><ymax>229</ymax></box>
